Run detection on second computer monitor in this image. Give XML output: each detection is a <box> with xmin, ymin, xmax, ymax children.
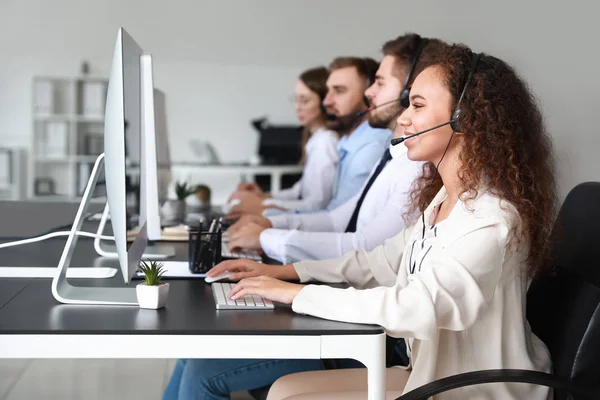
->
<box><xmin>140</xmin><ymin>54</ymin><xmax>162</xmax><ymax>241</ymax></box>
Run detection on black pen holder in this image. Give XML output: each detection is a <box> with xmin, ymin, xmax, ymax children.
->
<box><xmin>188</xmin><ymin>227</ymin><xmax>223</xmax><ymax>274</ymax></box>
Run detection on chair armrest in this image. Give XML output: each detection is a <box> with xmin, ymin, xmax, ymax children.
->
<box><xmin>396</xmin><ymin>369</ymin><xmax>599</xmax><ymax>400</ymax></box>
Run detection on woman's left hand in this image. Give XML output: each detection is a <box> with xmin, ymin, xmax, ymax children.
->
<box><xmin>229</xmin><ymin>276</ymin><xmax>305</xmax><ymax>305</ymax></box>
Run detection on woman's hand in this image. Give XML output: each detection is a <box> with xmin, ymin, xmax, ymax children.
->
<box><xmin>226</xmin><ymin>192</ymin><xmax>268</xmax><ymax>219</ymax></box>
<box><xmin>227</xmin><ymin>215</ymin><xmax>272</xmax><ymax>236</ymax></box>
<box><xmin>229</xmin><ymin>276</ymin><xmax>305</xmax><ymax>305</ymax></box>
<box><xmin>207</xmin><ymin>259</ymin><xmax>299</xmax><ymax>281</ymax></box>
<box><xmin>229</xmin><ymin>183</ymin><xmax>269</xmax><ymax>200</ymax></box>
<box><xmin>229</xmin><ymin>223</ymin><xmax>267</xmax><ymax>250</ymax></box>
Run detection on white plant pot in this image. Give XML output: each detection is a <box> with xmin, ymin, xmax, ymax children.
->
<box><xmin>136</xmin><ymin>282</ymin><xmax>169</xmax><ymax>309</ymax></box>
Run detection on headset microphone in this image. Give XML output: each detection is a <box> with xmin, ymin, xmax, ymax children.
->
<box><xmin>390</xmin><ymin>119</ymin><xmax>457</xmax><ymax>146</ymax></box>
<box><xmin>326</xmin><ymin>98</ymin><xmax>403</xmax><ymax>122</ymax></box>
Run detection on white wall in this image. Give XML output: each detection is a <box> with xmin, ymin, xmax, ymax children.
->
<box><xmin>1</xmin><ymin>0</ymin><xmax>599</xmax><ymax>200</ymax></box>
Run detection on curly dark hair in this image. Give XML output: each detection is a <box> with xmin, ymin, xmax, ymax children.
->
<box><xmin>406</xmin><ymin>44</ymin><xmax>558</xmax><ymax>277</ymax></box>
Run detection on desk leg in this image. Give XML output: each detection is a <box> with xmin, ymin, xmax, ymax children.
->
<box><xmin>240</xmin><ymin>171</ymin><xmax>250</xmax><ymax>183</ymax></box>
<box><xmin>321</xmin><ymin>333</ymin><xmax>386</xmax><ymax>400</ymax></box>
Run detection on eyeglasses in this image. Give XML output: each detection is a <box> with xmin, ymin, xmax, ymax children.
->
<box><xmin>290</xmin><ymin>96</ymin><xmax>318</xmax><ymax>107</ymax></box>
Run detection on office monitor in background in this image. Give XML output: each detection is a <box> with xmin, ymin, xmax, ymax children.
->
<box><xmin>52</xmin><ymin>28</ymin><xmax>161</xmax><ymax>305</ymax></box>
<box><xmin>253</xmin><ymin>118</ymin><xmax>303</xmax><ymax>165</ymax></box>
<box><xmin>251</xmin><ymin>118</ymin><xmax>304</xmax><ymax>192</ymax></box>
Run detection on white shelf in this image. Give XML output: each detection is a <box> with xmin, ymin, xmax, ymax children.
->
<box><xmin>34</xmin><ymin>114</ymin><xmax>104</xmax><ymax>123</ymax></box>
<box><xmin>35</xmin><ymin>75</ymin><xmax>107</xmax><ymax>83</ymax></box>
<box><xmin>33</xmin><ymin>155</ymin><xmax>99</xmax><ymax>163</ymax></box>
<box><xmin>73</xmin><ymin>155</ymin><xmax>101</xmax><ymax>162</ymax></box>
<box><xmin>29</xmin><ymin>75</ymin><xmax>109</xmax><ymax>200</ymax></box>
<box><xmin>34</xmin><ymin>156</ymin><xmax>72</xmax><ymax>163</ymax></box>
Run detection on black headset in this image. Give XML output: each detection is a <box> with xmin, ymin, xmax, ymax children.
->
<box><xmin>399</xmin><ymin>36</ymin><xmax>430</xmax><ymax>109</ymax></box>
<box><xmin>450</xmin><ymin>52</ymin><xmax>480</xmax><ymax>132</ymax></box>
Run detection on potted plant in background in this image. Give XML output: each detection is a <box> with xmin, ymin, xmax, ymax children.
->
<box><xmin>136</xmin><ymin>259</ymin><xmax>169</xmax><ymax>309</ymax></box>
<box><xmin>194</xmin><ymin>184</ymin><xmax>211</xmax><ymax>212</ymax></box>
<box><xmin>161</xmin><ymin>181</ymin><xmax>194</xmax><ymax>223</ymax></box>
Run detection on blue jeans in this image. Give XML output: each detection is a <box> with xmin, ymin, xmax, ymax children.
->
<box><xmin>162</xmin><ymin>358</ymin><xmax>325</xmax><ymax>400</ymax></box>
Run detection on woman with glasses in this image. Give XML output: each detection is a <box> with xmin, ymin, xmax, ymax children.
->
<box><xmin>228</xmin><ymin>67</ymin><xmax>340</xmax><ymax>216</ymax></box>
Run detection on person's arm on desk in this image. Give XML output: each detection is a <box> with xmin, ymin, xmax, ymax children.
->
<box><xmin>221</xmin><ymin>227</ymin><xmax>411</xmax><ymax>310</ymax></box>
<box><xmin>229</xmin><ymin>183</ymin><xmax>270</xmax><ymax>200</ymax></box>
<box><xmin>213</xmin><ymin>225</ymin><xmax>410</xmax><ymax>287</ymax></box>
<box><xmin>229</xmin><ymin>223</ymin><xmax>267</xmax><ymax>250</ymax></box>
<box><xmin>230</xmin><ymin>276</ymin><xmax>304</xmax><ymax>305</ymax></box>
<box><xmin>226</xmin><ymin>192</ymin><xmax>284</xmax><ymax>219</ymax></box>
<box><xmin>225</xmin><ymin>228</ymin><xmax>407</xmax><ymax>305</ymax></box>
<box><xmin>227</xmin><ymin>215</ymin><xmax>272</xmax><ymax>236</ymax></box>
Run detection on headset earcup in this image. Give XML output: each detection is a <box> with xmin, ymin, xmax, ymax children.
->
<box><xmin>399</xmin><ymin>88</ymin><xmax>410</xmax><ymax>109</ymax></box>
<box><xmin>450</xmin><ymin>109</ymin><xmax>461</xmax><ymax>132</ymax></box>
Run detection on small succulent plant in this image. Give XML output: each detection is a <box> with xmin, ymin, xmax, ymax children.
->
<box><xmin>137</xmin><ymin>259</ymin><xmax>166</xmax><ymax>286</ymax></box>
<box><xmin>175</xmin><ymin>181</ymin><xmax>194</xmax><ymax>200</ymax></box>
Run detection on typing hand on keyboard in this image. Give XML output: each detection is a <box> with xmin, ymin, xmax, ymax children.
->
<box><xmin>221</xmin><ymin>237</ymin><xmax>262</xmax><ymax>262</ymax></box>
<box><xmin>229</xmin><ymin>276</ymin><xmax>305</xmax><ymax>306</ymax></box>
<box><xmin>207</xmin><ymin>259</ymin><xmax>281</xmax><ymax>282</ymax></box>
<box><xmin>212</xmin><ymin>282</ymin><xmax>274</xmax><ymax>310</ymax></box>
<box><xmin>228</xmin><ymin>222</ymin><xmax>267</xmax><ymax>251</ymax></box>
<box><xmin>227</xmin><ymin>215</ymin><xmax>273</xmax><ymax>236</ymax></box>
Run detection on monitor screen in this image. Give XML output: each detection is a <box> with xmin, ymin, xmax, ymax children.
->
<box><xmin>122</xmin><ymin>34</ymin><xmax>142</xmax><ymax>227</ymax></box>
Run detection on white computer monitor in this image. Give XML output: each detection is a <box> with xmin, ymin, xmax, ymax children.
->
<box><xmin>52</xmin><ymin>28</ymin><xmax>153</xmax><ymax>305</ymax></box>
<box><xmin>103</xmin><ymin>27</ymin><xmax>147</xmax><ymax>284</ymax></box>
<box><xmin>152</xmin><ymin>88</ymin><xmax>173</xmax><ymax>203</ymax></box>
<box><xmin>140</xmin><ymin>54</ymin><xmax>160</xmax><ymax>240</ymax></box>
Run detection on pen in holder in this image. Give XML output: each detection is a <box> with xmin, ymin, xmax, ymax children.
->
<box><xmin>188</xmin><ymin>222</ymin><xmax>223</xmax><ymax>274</ymax></box>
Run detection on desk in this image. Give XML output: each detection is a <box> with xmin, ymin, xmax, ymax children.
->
<box><xmin>0</xmin><ymin>233</ymin><xmax>387</xmax><ymax>399</ymax></box>
<box><xmin>0</xmin><ymin>278</ymin><xmax>386</xmax><ymax>399</ymax></box>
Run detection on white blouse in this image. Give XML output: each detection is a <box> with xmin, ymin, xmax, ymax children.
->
<box><xmin>262</xmin><ymin>128</ymin><xmax>339</xmax><ymax>212</ymax></box>
<box><xmin>291</xmin><ymin>186</ymin><xmax>552</xmax><ymax>400</ymax></box>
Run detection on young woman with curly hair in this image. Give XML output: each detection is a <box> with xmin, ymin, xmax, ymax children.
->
<box><xmin>205</xmin><ymin>42</ymin><xmax>558</xmax><ymax>399</ymax></box>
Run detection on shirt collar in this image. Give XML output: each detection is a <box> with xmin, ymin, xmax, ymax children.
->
<box><xmin>388</xmin><ymin>141</ymin><xmax>408</xmax><ymax>159</ymax></box>
<box><xmin>423</xmin><ymin>186</ymin><xmax>449</xmax><ymax>225</ymax></box>
<box><xmin>338</xmin><ymin>121</ymin><xmax>387</xmax><ymax>154</ymax></box>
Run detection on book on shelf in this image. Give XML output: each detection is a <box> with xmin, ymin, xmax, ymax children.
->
<box><xmin>0</xmin><ymin>150</ymin><xmax>9</xmax><ymax>185</ymax></box>
<box><xmin>44</xmin><ymin>122</ymin><xmax>68</xmax><ymax>158</ymax></box>
<box><xmin>82</xmin><ymin>82</ymin><xmax>106</xmax><ymax>118</ymax></box>
<box><xmin>34</xmin><ymin>80</ymin><xmax>53</xmax><ymax>115</ymax></box>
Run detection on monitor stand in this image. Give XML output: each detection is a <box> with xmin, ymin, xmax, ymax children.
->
<box><xmin>93</xmin><ymin>203</ymin><xmax>176</xmax><ymax>259</ymax></box>
<box><xmin>52</xmin><ymin>153</ymin><xmax>138</xmax><ymax>305</ymax></box>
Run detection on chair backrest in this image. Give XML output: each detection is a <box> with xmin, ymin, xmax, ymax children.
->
<box><xmin>527</xmin><ymin>182</ymin><xmax>600</xmax><ymax>400</ymax></box>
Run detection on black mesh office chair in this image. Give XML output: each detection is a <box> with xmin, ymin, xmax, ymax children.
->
<box><xmin>397</xmin><ymin>182</ymin><xmax>600</xmax><ymax>400</ymax></box>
